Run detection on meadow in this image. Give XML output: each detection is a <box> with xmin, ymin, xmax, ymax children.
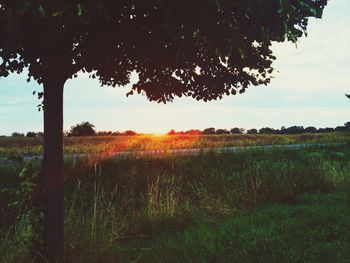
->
<box><xmin>1</xmin><ymin>132</ymin><xmax>349</xmax><ymax>159</ymax></box>
<box><xmin>0</xmin><ymin>134</ymin><xmax>349</xmax><ymax>262</ymax></box>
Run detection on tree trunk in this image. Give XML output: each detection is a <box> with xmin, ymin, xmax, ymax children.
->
<box><xmin>43</xmin><ymin>77</ymin><xmax>65</xmax><ymax>262</ymax></box>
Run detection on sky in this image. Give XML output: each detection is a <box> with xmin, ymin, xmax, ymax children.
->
<box><xmin>1</xmin><ymin>0</ymin><xmax>349</xmax><ymax>135</ymax></box>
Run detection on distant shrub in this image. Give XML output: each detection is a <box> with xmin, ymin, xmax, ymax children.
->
<box><xmin>259</xmin><ymin>127</ymin><xmax>275</xmax><ymax>134</ymax></box>
<box><xmin>26</xmin><ymin>132</ymin><xmax>37</xmax><ymax>138</ymax></box>
<box><xmin>68</xmin><ymin>122</ymin><xmax>96</xmax><ymax>137</ymax></box>
<box><xmin>216</xmin><ymin>129</ymin><xmax>230</xmax><ymax>134</ymax></box>
<box><xmin>305</xmin><ymin>126</ymin><xmax>318</xmax><ymax>133</ymax></box>
<box><xmin>202</xmin><ymin>128</ymin><xmax>216</xmax><ymax>134</ymax></box>
<box><xmin>318</xmin><ymin>127</ymin><xmax>334</xmax><ymax>133</ymax></box>
<box><xmin>11</xmin><ymin>132</ymin><xmax>25</xmax><ymax>137</ymax></box>
<box><xmin>230</xmin><ymin>128</ymin><xmax>244</xmax><ymax>134</ymax></box>
<box><xmin>280</xmin><ymin>126</ymin><xmax>305</xmax><ymax>135</ymax></box>
<box><xmin>123</xmin><ymin>130</ymin><xmax>137</xmax><ymax>136</ymax></box>
<box><xmin>247</xmin><ymin>129</ymin><xmax>258</xmax><ymax>134</ymax></box>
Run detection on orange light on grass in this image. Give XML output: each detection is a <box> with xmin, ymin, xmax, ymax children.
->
<box><xmin>151</xmin><ymin>133</ymin><xmax>166</xmax><ymax>137</ymax></box>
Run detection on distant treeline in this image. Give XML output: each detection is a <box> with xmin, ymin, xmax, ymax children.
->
<box><xmin>196</xmin><ymin>122</ymin><xmax>350</xmax><ymax>135</ymax></box>
<box><xmin>4</xmin><ymin>122</ymin><xmax>350</xmax><ymax>137</ymax></box>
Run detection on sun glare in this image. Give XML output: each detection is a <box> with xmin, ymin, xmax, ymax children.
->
<box><xmin>151</xmin><ymin>133</ymin><xmax>166</xmax><ymax>137</ymax></box>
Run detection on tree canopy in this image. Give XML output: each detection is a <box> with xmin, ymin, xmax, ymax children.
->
<box><xmin>0</xmin><ymin>0</ymin><xmax>327</xmax><ymax>102</ymax></box>
<box><xmin>0</xmin><ymin>1</ymin><xmax>328</xmax><ymax>261</ymax></box>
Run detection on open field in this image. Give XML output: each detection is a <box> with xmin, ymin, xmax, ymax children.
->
<box><xmin>1</xmin><ymin>140</ymin><xmax>349</xmax><ymax>262</ymax></box>
<box><xmin>1</xmin><ymin>132</ymin><xmax>350</xmax><ymax>160</ymax></box>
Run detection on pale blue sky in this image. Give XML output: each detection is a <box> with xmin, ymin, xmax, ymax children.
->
<box><xmin>1</xmin><ymin>0</ymin><xmax>349</xmax><ymax>135</ymax></box>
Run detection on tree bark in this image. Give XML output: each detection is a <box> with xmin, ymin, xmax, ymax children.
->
<box><xmin>43</xmin><ymin>77</ymin><xmax>65</xmax><ymax>262</ymax></box>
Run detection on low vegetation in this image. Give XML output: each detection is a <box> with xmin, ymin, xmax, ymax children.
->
<box><xmin>1</xmin><ymin>144</ymin><xmax>349</xmax><ymax>262</ymax></box>
<box><xmin>1</xmin><ymin>132</ymin><xmax>350</xmax><ymax>160</ymax></box>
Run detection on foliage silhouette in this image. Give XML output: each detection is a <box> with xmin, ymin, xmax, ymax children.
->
<box><xmin>216</xmin><ymin>128</ymin><xmax>230</xmax><ymax>134</ymax></box>
<box><xmin>0</xmin><ymin>0</ymin><xmax>328</xmax><ymax>261</ymax></box>
<box><xmin>203</xmin><ymin>127</ymin><xmax>216</xmax><ymax>135</ymax></box>
<box><xmin>68</xmin><ymin>121</ymin><xmax>96</xmax><ymax>137</ymax></box>
<box><xmin>304</xmin><ymin>126</ymin><xmax>318</xmax><ymax>133</ymax></box>
<box><xmin>122</xmin><ymin>130</ymin><xmax>138</xmax><ymax>136</ymax></box>
<box><xmin>247</xmin><ymin>129</ymin><xmax>258</xmax><ymax>134</ymax></box>
<box><xmin>11</xmin><ymin>132</ymin><xmax>25</xmax><ymax>137</ymax></box>
<box><xmin>26</xmin><ymin>132</ymin><xmax>38</xmax><ymax>138</ymax></box>
<box><xmin>230</xmin><ymin>127</ymin><xmax>244</xmax><ymax>134</ymax></box>
<box><xmin>259</xmin><ymin>127</ymin><xmax>276</xmax><ymax>134</ymax></box>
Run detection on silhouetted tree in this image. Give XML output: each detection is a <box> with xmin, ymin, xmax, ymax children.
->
<box><xmin>247</xmin><ymin>128</ymin><xmax>258</xmax><ymax>134</ymax></box>
<box><xmin>216</xmin><ymin>129</ymin><xmax>230</xmax><ymax>134</ymax></box>
<box><xmin>334</xmin><ymin>126</ymin><xmax>345</xmax><ymax>132</ymax></box>
<box><xmin>0</xmin><ymin>1</ymin><xmax>327</xmax><ymax>261</ymax></box>
<box><xmin>11</xmin><ymin>132</ymin><xmax>25</xmax><ymax>137</ymax></box>
<box><xmin>68</xmin><ymin>122</ymin><xmax>96</xmax><ymax>137</ymax></box>
<box><xmin>123</xmin><ymin>130</ymin><xmax>137</xmax><ymax>136</ymax></box>
<box><xmin>280</xmin><ymin>126</ymin><xmax>304</xmax><ymax>134</ymax></box>
<box><xmin>304</xmin><ymin>126</ymin><xmax>318</xmax><ymax>133</ymax></box>
<box><xmin>202</xmin><ymin>128</ymin><xmax>216</xmax><ymax>135</ymax></box>
<box><xmin>26</xmin><ymin>131</ymin><xmax>37</xmax><ymax>138</ymax></box>
<box><xmin>259</xmin><ymin>127</ymin><xmax>276</xmax><ymax>134</ymax></box>
<box><xmin>167</xmin><ymin>129</ymin><xmax>176</xmax><ymax>136</ymax></box>
<box><xmin>230</xmin><ymin>127</ymin><xmax>244</xmax><ymax>134</ymax></box>
<box><xmin>318</xmin><ymin>127</ymin><xmax>334</xmax><ymax>133</ymax></box>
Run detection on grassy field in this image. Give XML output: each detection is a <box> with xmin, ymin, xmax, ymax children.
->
<box><xmin>1</xmin><ymin>139</ymin><xmax>349</xmax><ymax>262</ymax></box>
<box><xmin>1</xmin><ymin>132</ymin><xmax>350</xmax><ymax>159</ymax></box>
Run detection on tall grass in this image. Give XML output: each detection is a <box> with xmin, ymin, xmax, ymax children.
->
<box><xmin>62</xmin><ymin>146</ymin><xmax>350</xmax><ymax>261</ymax></box>
<box><xmin>0</xmin><ymin>146</ymin><xmax>349</xmax><ymax>262</ymax></box>
<box><xmin>1</xmin><ymin>132</ymin><xmax>349</xmax><ymax>159</ymax></box>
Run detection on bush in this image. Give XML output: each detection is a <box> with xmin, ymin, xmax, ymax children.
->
<box><xmin>11</xmin><ymin>132</ymin><xmax>25</xmax><ymax>137</ymax></box>
<box><xmin>26</xmin><ymin>132</ymin><xmax>37</xmax><ymax>138</ymax></box>
<box><xmin>68</xmin><ymin>122</ymin><xmax>96</xmax><ymax>137</ymax></box>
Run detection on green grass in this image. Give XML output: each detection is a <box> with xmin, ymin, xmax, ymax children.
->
<box><xmin>1</xmin><ymin>145</ymin><xmax>350</xmax><ymax>262</ymax></box>
<box><xmin>119</xmin><ymin>191</ymin><xmax>350</xmax><ymax>263</ymax></box>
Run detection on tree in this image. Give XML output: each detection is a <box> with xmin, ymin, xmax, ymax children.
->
<box><xmin>216</xmin><ymin>128</ymin><xmax>230</xmax><ymax>134</ymax></box>
<box><xmin>26</xmin><ymin>131</ymin><xmax>37</xmax><ymax>137</ymax></box>
<box><xmin>318</xmin><ymin>127</ymin><xmax>334</xmax><ymax>133</ymax></box>
<box><xmin>304</xmin><ymin>126</ymin><xmax>317</xmax><ymax>133</ymax></box>
<box><xmin>344</xmin><ymin>122</ymin><xmax>350</xmax><ymax>132</ymax></box>
<box><xmin>280</xmin><ymin>125</ymin><xmax>304</xmax><ymax>134</ymax></box>
<box><xmin>259</xmin><ymin>127</ymin><xmax>276</xmax><ymax>134</ymax></box>
<box><xmin>247</xmin><ymin>128</ymin><xmax>258</xmax><ymax>134</ymax></box>
<box><xmin>68</xmin><ymin>121</ymin><xmax>96</xmax><ymax>136</ymax></box>
<box><xmin>11</xmin><ymin>132</ymin><xmax>25</xmax><ymax>137</ymax></box>
<box><xmin>202</xmin><ymin>127</ymin><xmax>216</xmax><ymax>135</ymax></box>
<box><xmin>230</xmin><ymin>127</ymin><xmax>244</xmax><ymax>134</ymax></box>
<box><xmin>167</xmin><ymin>129</ymin><xmax>176</xmax><ymax>136</ymax></box>
<box><xmin>0</xmin><ymin>1</ymin><xmax>327</xmax><ymax>261</ymax></box>
<box><xmin>334</xmin><ymin>126</ymin><xmax>345</xmax><ymax>132</ymax></box>
<box><xmin>122</xmin><ymin>130</ymin><xmax>137</xmax><ymax>136</ymax></box>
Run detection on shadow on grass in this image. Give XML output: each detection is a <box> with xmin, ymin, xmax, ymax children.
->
<box><xmin>118</xmin><ymin>191</ymin><xmax>350</xmax><ymax>263</ymax></box>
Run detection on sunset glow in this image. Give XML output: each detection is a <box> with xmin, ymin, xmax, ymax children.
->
<box><xmin>150</xmin><ymin>133</ymin><xmax>166</xmax><ymax>137</ymax></box>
